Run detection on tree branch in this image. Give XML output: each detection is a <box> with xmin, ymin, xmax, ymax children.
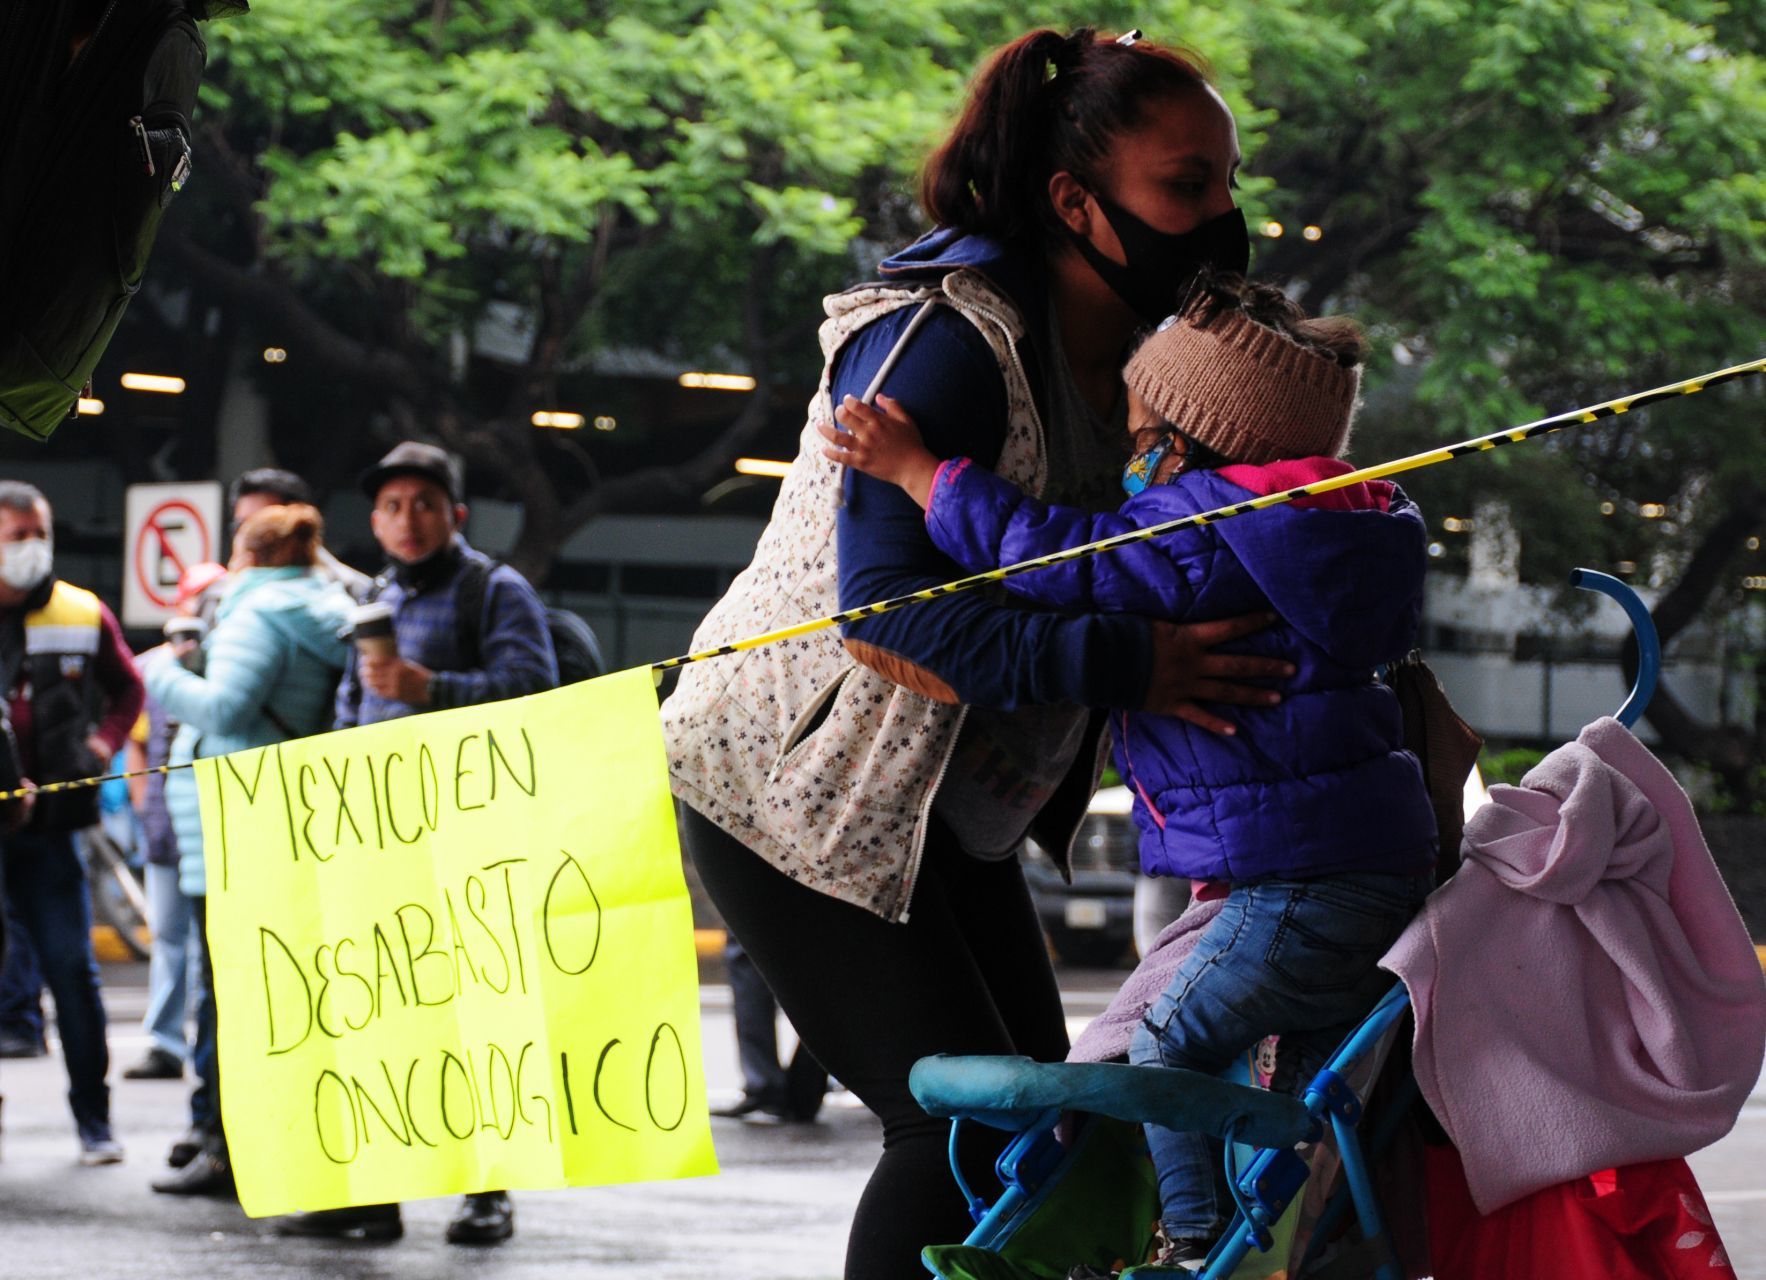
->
<box><xmin>1622</xmin><ymin>487</ymin><xmax>1764</xmax><ymax>787</ymax></box>
<box><xmin>541</xmin><ymin>245</ymin><xmax>784</xmax><ymax>540</ymax></box>
<box><xmin>194</xmin><ymin>120</ymin><xmax>268</xmax><ymax>248</ymax></box>
<box><xmin>157</xmin><ymin>224</ymin><xmax>448</xmax><ymax>405</ymax></box>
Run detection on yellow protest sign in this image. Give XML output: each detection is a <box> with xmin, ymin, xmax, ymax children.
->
<box><xmin>194</xmin><ymin>667</ymin><xmax>716</xmax><ymax>1217</ymax></box>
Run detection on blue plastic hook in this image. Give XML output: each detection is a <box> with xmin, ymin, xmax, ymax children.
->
<box><xmin>1569</xmin><ymin>569</ymin><xmax>1660</xmax><ymax>728</ymax></box>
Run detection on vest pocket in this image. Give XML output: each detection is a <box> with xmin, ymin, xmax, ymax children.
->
<box><xmin>767</xmin><ymin>665</ymin><xmax>855</xmax><ymax>787</ymax></box>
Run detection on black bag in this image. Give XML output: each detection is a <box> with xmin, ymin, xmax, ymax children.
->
<box><xmin>454</xmin><ymin>558</ymin><xmax>606</xmax><ymax>688</ymax></box>
<box><xmin>0</xmin><ymin>1</ymin><xmax>241</xmax><ymax>439</ymax></box>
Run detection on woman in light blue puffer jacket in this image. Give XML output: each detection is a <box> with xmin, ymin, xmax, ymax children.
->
<box><xmin>141</xmin><ymin>502</ymin><xmax>353</xmax><ymax>1193</ymax></box>
<box><xmin>149</xmin><ymin>504</ymin><xmax>353</xmax><ymax>893</ymax></box>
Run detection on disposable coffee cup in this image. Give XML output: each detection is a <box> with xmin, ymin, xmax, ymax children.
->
<box><xmin>163</xmin><ymin>615</ymin><xmax>206</xmax><ymax>672</ymax></box>
<box><xmin>349</xmin><ymin>602</ymin><xmax>397</xmax><ymax>658</ymax></box>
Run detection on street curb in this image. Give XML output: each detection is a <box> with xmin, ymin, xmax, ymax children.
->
<box><xmin>91</xmin><ymin>925</ymin><xmax>145</xmax><ymax>964</ymax></box>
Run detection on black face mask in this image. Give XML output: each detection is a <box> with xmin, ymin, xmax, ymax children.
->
<box><xmin>1070</xmin><ymin>198</ymin><xmax>1250</xmax><ymax>323</ymax></box>
<box><xmin>391</xmin><ymin>537</ymin><xmax>462</xmax><ymax>592</ymax></box>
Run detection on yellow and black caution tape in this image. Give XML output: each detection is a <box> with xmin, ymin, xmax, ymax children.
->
<box><xmin>3</xmin><ymin>355</ymin><xmax>1759</xmax><ymax>806</ymax></box>
<box><xmin>0</xmin><ymin>762</ymin><xmax>180</xmax><ymax>805</ymax></box>
<box><xmin>651</xmin><ymin>355</ymin><xmax>1764</xmax><ymax>670</ymax></box>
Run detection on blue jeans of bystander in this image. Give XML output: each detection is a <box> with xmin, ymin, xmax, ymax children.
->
<box><xmin>1127</xmin><ymin>871</ymin><xmax>1433</xmax><ymax>1243</ymax></box>
<box><xmin>0</xmin><ymin>829</ymin><xmax>113</xmax><ymax>1136</ymax></box>
<box><xmin>141</xmin><ymin>863</ymin><xmax>196</xmax><ymax>1060</ymax></box>
<box><xmin>190</xmin><ymin>895</ymin><xmax>219</xmax><ymax>1141</ymax></box>
<box><xmin>0</xmin><ymin>894</ymin><xmax>46</xmax><ymax>1046</ymax></box>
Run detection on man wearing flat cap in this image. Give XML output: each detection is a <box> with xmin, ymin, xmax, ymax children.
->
<box><xmin>334</xmin><ymin>441</ymin><xmax>557</xmax><ymax>728</ymax></box>
<box><xmin>275</xmin><ymin>441</ymin><xmax>556</xmax><ymax>1245</ymax></box>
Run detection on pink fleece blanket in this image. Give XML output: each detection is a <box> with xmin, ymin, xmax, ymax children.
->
<box><xmin>1067</xmin><ymin>896</ymin><xmax>1226</xmax><ymax>1064</ymax></box>
<box><xmin>1383</xmin><ymin>717</ymin><xmax>1766</xmax><ymax>1213</ymax></box>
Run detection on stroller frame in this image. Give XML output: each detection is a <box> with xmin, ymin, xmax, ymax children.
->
<box><xmin>916</xmin><ymin>982</ymin><xmax>1413</xmax><ymax>1280</ymax></box>
<box><xmin>914</xmin><ymin>568</ymin><xmax>1661</xmax><ymax>1280</ymax></box>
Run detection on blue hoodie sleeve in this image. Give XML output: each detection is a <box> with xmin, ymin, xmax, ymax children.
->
<box><xmin>831</xmin><ymin>305</ymin><xmax>1153</xmax><ymax>711</ymax></box>
<box><xmin>924</xmin><ymin>461</ymin><xmax>1210</xmax><ymax>619</ymax></box>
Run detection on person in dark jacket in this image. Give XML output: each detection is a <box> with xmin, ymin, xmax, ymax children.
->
<box><xmin>331</xmin><ymin>443</ymin><xmax>557</xmax><ymax>731</ymax></box>
<box><xmin>824</xmin><ymin>275</ymin><xmax>1437</xmax><ymax>1270</ymax></box>
<box><xmin>274</xmin><ymin>441</ymin><xmax>556</xmax><ymax>1246</ymax></box>
<box><xmin>0</xmin><ymin>479</ymin><xmax>143</xmax><ymax>1164</ymax></box>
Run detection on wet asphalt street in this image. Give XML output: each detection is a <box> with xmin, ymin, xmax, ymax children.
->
<box><xmin>0</xmin><ymin>961</ymin><xmax>1761</xmax><ymax>1279</ymax></box>
<box><xmin>0</xmin><ymin>963</ymin><xmax>1119</xmax><ymax>1280</ymax></box>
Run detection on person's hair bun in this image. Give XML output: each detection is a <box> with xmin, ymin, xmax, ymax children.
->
<box><xmin>235</xmin><ymin>502</ymin><xmax>325</xmax><ymax>568</ymax></box>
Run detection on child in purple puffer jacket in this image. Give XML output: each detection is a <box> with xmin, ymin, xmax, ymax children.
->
<box><xmin>821</xmin><ymin>275</ymin><xmax>1437</xmax><ymax>1272</ymax></box>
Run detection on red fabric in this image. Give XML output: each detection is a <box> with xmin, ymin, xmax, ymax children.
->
<box><xmin>1216</xmin><ymin>456</ymin><xmax>1394</xmax><ymax>512</ymax></box>
<box><xmin>1425</xmin><ymin>1144</ymin><xmax>1734</xmax><ymax>1279</ymax></box>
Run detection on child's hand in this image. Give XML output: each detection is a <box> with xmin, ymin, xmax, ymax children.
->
<box><xmin>818</xmin><ymin>393</ymin><xmax>941</xmax><ymax>510</ymax></box>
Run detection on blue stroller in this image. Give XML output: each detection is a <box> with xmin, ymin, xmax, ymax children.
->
<box><xmin>910</xmin><ymin>570</ymin><xmax>1660</xmax><ymax>1280</ymax></box>
<box><xmin>912</xmin><ymin>983</ymin><xmax>1416</xmax><ymax>1280</ymax></box>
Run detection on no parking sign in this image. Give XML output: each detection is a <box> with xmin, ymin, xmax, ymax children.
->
<box><xmin>122</xmin><ymin>481</ymin><xmax>223</xmax><ymax>629</ymax></box>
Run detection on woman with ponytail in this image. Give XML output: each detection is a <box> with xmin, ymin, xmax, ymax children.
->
<box><xmin>665</xmin><ymin>29</ymin><xmax>1286</xmax><ymax>1279</ymax></box>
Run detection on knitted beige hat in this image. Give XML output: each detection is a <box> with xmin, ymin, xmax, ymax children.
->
<box><xmin>1122</xmin><ymin>298</ymin><xmax>1362</xmax><ymax>464</ymax></box>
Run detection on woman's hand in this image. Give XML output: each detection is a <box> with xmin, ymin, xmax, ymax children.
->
<box><xmin>1142</xmin><ymin>615</ymin><xmax>1294</xmax><ymax>735</ymax></box>
<box><xmin>4</xmin><ymin>779</ymin><xmax>37</xmax><ymax>833</ymax></box>
<box><xmin>818</xmin><ymin>394</ymin><xmax>942</xmax><ymax>509</ymax></box>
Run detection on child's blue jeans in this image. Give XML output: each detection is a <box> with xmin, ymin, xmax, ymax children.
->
<box><xmin>1126</xmin><ymin>871</ymin><xmax>1434</xmax><ymax>1242</ymax></box>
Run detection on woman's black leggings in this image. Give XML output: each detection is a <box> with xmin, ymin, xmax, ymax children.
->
<box><xmin>679</xmin><ymin>804</ymin><xmax>1070</xmax><ymax>1280</ymax></box>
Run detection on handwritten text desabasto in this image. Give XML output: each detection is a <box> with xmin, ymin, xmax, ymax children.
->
<box><xmin>207</xmin><ymin>723</ymin><xmax>690</xmax><ymax>1169</ymax></box>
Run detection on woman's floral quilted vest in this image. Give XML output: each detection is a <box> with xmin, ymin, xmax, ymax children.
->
<box><xmin>662</xmin><ymin>269</ymin><xmax>1057</xmax><ymax>922</ymax></box>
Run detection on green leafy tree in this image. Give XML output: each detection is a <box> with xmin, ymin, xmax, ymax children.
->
<box><xmin>159</xmin><ymin>0</ymin><xmax>1763</xmax><ymax>788</ymax></box>
<box><xmin>164</xmin><ymin>0</ymin><xmax>974</xmax><ymax>575</ymax></box>
<box><xmin>1241</xmin><ymin>0</ymin><xmax>1766</xmax><ymax>795</ymax></box>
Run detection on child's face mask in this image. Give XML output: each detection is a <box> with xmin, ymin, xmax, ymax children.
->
<box><xmin>1122</xmin><ymin>432</ymin><xmax>1178</xmax><ymax>496</ymax></box>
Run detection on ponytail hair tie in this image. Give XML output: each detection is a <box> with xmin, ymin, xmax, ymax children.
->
<box><xmin>1049</xmin><ymin>26</ymin><xmax>1096</xmax><ymax>78</ymax></box>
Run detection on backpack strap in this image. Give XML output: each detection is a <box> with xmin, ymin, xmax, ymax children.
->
<box><xmin>453</xmin><ymin>556</ymin><xmax>494</xmax><ymax>669</ymax></box>
<box><xmin>360</xmin><ymin>558</ymin><xmax>494</xmax><ymax>673</ymax></box>
<box><xmin>260</xmin><ymin>703</ymin><xmax>298</xmax><ymax>739</ymax></box>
